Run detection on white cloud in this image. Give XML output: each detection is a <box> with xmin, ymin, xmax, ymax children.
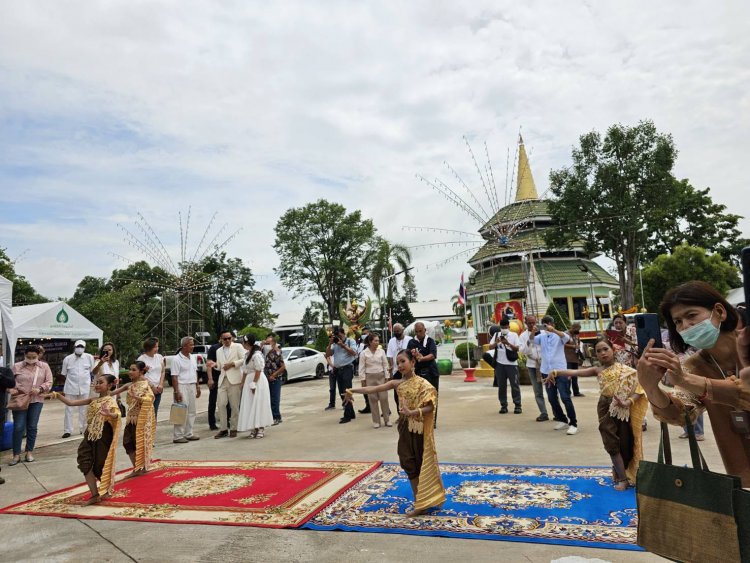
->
<box><xmin>0</xmin><ymin>0</ymin><xmax>748</xmax><ymax>311</ymax></box>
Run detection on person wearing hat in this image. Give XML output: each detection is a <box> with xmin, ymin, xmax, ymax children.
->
<box><xmin>60</xmin><ymin>340</ymin><xmax>95</xmax><ymax>438</ymax></box>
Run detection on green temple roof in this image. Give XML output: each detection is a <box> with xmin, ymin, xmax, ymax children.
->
<box><xmin>469</xmin><ymin>259</ymin><xmax>618</xmax><ymax>294</ymax></box>
<box><xmin>479</xmin><ymin>199</ymin><xmax>550</xmax><ymax>231</ymax></box>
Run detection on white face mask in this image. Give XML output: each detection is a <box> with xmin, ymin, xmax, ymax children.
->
<box><xmin>262</xmin><ymin>345</ymin><xmax>272</xmax><ymax>355</ymax></box>
<box><xmin>501</xmin><ymin>329</ymin><xmax>509</xmax><ymax>336</ymax></box>
<box><xmin>74</xmin><ymin>347</ymin><xmax>84</xmax><ymax>356</ymax></box>
<box><xmin>26</xmin><ymin>358</ymin><xmax>38</xmax><ymax>365</ymax></box>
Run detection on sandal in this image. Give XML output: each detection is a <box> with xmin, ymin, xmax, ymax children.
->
<box><xmin>248</xmin><ymin>429</ymin><xmax>258</xmax><ymax>439</ymax></box>
<box><xmin>256</xmin><ymin>429</ymin><xmax>264</xmax><ymax>439</ymax></box>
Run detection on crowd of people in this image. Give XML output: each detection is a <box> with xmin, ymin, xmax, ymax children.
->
<box><xmin>1</xmin><ymin>280</ymin><xmax>749</xmax><ymax>514</ymax></box>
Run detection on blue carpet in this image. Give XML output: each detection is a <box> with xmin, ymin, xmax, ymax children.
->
<box><xmin>305</xmin><ymin>462</ymin><xmax>642</xmax><ymax>551</ymax></box>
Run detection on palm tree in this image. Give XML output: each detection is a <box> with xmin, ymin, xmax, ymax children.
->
<box><xmin>370</xmin><ymin>239</ymin><xmax>412</xmax><ymax>316</ymax></box>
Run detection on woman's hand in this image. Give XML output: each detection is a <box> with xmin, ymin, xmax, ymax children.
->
<box><xmin>641</xmin><ymin>343</ymin><xmax>684</xmax><ymax>385</ymax></box>
<box><xmin>155</xmin><ymin>385</ymin><xmax>163</xmax><ymax>394</ymax></box>
<box><xmin>736</xmin><ymin>323</ymin><xmax>750</xmax><ymax>370</ymax></box>
<box><xmin>8</xmin><ymin>388</ymin><xmax>18</xmax><ymax>396</ymax></box>
<box><xmin>196</xmin><ymin>386</ymin><xmax>201</xmax><ymax>399</ymax></box>
<box><xmin>399</xmin><ymin>404</ymin><xmax>417</xmax><ymax>418</ymax></box>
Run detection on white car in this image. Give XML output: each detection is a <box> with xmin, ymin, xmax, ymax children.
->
<box><xmin>281</xmin><ymin>347</ymin><xmax>327</xmax><ymax>383</ymax></box>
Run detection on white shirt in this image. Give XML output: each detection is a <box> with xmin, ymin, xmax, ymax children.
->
<box><xmin>519</xmin><ymin>330</ymin><xmax>541</xmax><ymax>369</ymax></box>
<box><xmin>137</xmin><ymin>353</ymin><xmax>165</xmax><ymax>387</ymax></box>
<box><xmin>171</xmin><ymin>352</ymin><xmax>197</xmax><ymax>385</ymax></box>
<box><xmin>490</xmin><ymin>331</ymin><xmax>520</xmax><ymax>366</ymax></box>
<box><xmin>534</xmin><ymin>331</ymin><xmax>570</xmax><ymax>374</ymax></box>
<box><xmin>61</xmin><ymin>352</ymin><xmax>94</xmax><ymax>395</ymax></box>
<box><xmin>386</xmin><ymin>336</ymin><xmax>413</xmax><ymax>375</ymax></box>
<box><xmin>97</xmin><ymin>359</ymin><xmax>120</xmax><ymax>383</ymax></box>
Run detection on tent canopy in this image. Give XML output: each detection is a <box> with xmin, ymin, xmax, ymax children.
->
<box><xmin>0</xmin><ymin>301</ymin><xmax>103</xmax><ymax>354</ymax></box>
<box><xmin>0</xmin><ymin>275</ymin><xmax>13</xmax><ymax>363</ymax></box>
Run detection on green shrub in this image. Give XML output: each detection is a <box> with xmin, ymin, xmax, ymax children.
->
<box><xmin>454</xmin><ymin>342</ymin><xmax>478</xmax><ymax>361</ymax></box>
<box><xmin>239</xmin><ymin>326</ymin><xmax>273</xmax><ymax>342</ymax></box>
<box><xmin>313</xmin><ymin>327</ymin><xmax>330</xmax><ymax>352</ymax></box>
<box><xmin>544</xmin><ymin>303</ymin><xmax>570</xmax><ymax>330</ymax></box>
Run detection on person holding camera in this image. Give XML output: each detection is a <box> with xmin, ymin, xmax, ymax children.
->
<box><xmin>326</xmin><ymin>326</ymin><xmax>358</xmax><ymax>423</ymax></box>
<box><xmin>564</xmin><ymin>323</ymin><xmax>585</xmax><ymax>397</ymax></box>
<box><xmin>536</xmin><ymin>316</ymin><xmax>578</xmax><ymax>435</ymax></box>
<box><xmin>93</xmin><ymin>342</ymin><xmax>122</xmax><ymax>416</ymax></box>
<box><xmin>520</xmin><ymin>315</ymin><xmax>549</xmax><ymax>421</ymax></box>
<box><xmin>637</xmin><ymin>281</ymin><xmax>750</xmax><ymax>486</ymax></box>
<box><xmin>490</xmin><ymin>319</ymin><xmax>522</xmax><ymax>414</ymax></box>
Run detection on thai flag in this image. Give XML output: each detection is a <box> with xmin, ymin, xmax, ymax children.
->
<box><xmin>458</xmin><ymin>273</ymin><xmax>466</xmax><ymax>306</ymax></box>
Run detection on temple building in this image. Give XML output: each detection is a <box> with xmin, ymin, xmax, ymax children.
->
<box><xmin>466</xmin><ymin>137</ymin><xmax>619</xmax><ymax>340</ymax></box>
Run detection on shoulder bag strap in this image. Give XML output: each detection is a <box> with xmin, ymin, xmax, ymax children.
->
<box><xmin>658</xmin><ymin>421</ymin><xmax>673</xmax><ymax>465</ymax></box>
<box><xmin>684</xmin><ymin>413</ymin><xmax>709</xmax><ymax>470</ymax></box>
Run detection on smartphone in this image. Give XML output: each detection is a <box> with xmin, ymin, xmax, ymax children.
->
<box><xmin>635</xmin><ymin>313</ymin><xmax>663</xmax><ymax>352</ymax></box>
<box><xmin>742</xmin><ymin>246</ymin><xmax>750</xmax><ymax>325</ymax></box>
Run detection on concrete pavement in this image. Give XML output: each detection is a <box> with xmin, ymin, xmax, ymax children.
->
<box><xmin>0</xmin><ymin>372</ymin><xmax>710</xmax><ymax>562</ymax></box>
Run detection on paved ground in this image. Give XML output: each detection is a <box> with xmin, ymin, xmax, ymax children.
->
<box><xmin>1</xmin><ymin>372</ymin><xmax>716</xmax><ymax>562</ymax></box>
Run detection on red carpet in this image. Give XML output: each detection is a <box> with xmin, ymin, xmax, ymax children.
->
<box><xmin>2</xmin><ymin>459</ymin><xmax>381</xmax><ymax>528</ymax></box>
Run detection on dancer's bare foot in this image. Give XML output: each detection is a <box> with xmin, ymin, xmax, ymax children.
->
<box><xmin>614</xmin><ymin>479</ymin><xmax>629</xmax><ymax>491</ymax></box>
<box><xmin>84</xmin><ymin>494</ymin><xmax>101</xmax><ymax>506</ymax></box>
<box><xmin>100</xmin><ymin>493</ymin><xmax>111</xmax><ymax>501</ymax></box>
<box><xmin>406</xmin><ymin>507</ymin><xmax>427</xmax><ymax>517</ymax></box>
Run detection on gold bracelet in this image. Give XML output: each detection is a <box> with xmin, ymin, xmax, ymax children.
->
<box><xmin>417</xmin><ymin>407</ymin><xmax>423</xmax><ymax>420</ymax></box>
<box><xmin>345</xmin><ymin>388</ymin><xmax>353</xmax><ymax>396</ymax></box>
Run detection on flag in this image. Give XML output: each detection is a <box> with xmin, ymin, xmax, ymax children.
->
<box><xmin>457</xmin><ymin>273</ymin><xmax>466</xmax><ymax>306</ymax></box>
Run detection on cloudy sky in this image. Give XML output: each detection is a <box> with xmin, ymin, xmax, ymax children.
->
<box><xmin>1</xmin><ymin>1</ymin><xmax>748</xmax><ymax>316</ymax></box>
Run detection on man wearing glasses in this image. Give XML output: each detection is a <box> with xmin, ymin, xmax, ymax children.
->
<box><xmin>209</xmin><ymin>330</ymin><xmax>245</xmax><ymax>438</ymax></box>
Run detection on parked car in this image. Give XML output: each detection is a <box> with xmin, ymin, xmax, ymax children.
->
<box><xmin>165</xmin><ymin>343</ymin><xmax>210</xmax><ymax>385</ymax></box>
<box><xmin>280</xmin><ymin>346</ymin><xmax>327</xmax><ymax>383</ymax></box>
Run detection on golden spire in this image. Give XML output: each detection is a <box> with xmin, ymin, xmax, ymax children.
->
<box><xmin>515</xmin><ymin>134</ymin><xmax>539</xmax><ymax>201</ymax></box>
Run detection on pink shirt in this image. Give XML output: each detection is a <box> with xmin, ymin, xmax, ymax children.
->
<box><xmin>12</xmin><ymin>361</ymin><xmax>53</xmax><ymax>404</ymax></box>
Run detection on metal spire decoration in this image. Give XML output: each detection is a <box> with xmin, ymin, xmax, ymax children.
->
<box><xmin>112</xmin><ymin>207</ymin><xmax>242</xmax><ymax>348</ymax></box>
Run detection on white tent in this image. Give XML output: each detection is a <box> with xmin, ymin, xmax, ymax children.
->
<box><xmin>0</xmin><ymin>275</ymin><xmax>13</xmax><ymax>365</ymax></box>
<box><xmin>0</xmin><ymin>301</ymin><xmax>103</xmax><ymax>355</ymax></box>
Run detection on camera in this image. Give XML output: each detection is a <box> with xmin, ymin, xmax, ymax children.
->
<box><xmin>332</xmin><ymin>336</ymin><xmax>340</xmax><ymax>344</ymax></box>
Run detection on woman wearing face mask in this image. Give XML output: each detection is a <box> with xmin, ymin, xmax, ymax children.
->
<box><xmin>94</xmin><ymin>342</ymin><xmax>122</xmax><ymax>413</ymax></box>
<box><xmin>638</xmin><ymin>281</ymin><xmax>750</xmax><ymax>486</ymax></box>
<box><xmin>8</xmin><ymin>345</ymin><xmax>54</xmax><ymax>465</ymax></box>
<box><xmin>548</xmin><ymin>338</ymin><xmax>648</xmax><ymax>490</ymax></box>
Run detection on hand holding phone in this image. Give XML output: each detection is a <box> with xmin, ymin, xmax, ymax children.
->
<box><xmin>635</xmin><ymin>313</ymin><xmax>663</xmax><ymax>353</ymax></box>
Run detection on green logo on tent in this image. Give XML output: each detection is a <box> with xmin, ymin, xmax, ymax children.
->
<box><xmin>56</xmin><ymin>308</ymin><xmax>69</xmax><ymax>323</ymax></box>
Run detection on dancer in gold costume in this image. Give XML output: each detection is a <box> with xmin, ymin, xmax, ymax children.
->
<box><xmin>113</xmin><ymin>361</ymin><xmax>155</xmax><ymax>477</ymax></box>
<box><xmin>549</xmin><ymin>338</ymin><xmax>648</xmax><ymax>489</ymax></box>
<box><xmin>48</xmin><ymin>374</ymin><xmax>121</xmax><ymax>504</ymax></box>
<box><xmin>346</xmin><ymin>349</ymin><xmax>445</xmax><ymax>516</ymax></box>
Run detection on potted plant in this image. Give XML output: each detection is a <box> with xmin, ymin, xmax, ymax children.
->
<box><xmin>454</xmin><ymin>342</ymin><xmax>478</xmax><ymax>369</ymax></box>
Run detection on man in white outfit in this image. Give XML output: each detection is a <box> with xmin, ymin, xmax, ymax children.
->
<box><xmin>212</xmin><ymin>330</ymin><xmax>245</xmax><ymax>439</ymax></box>
<box><xmin>60</xmin><ymin>340</ymin><xmax>94</xmax><ymax>438</ymax></box>
<box><xmin>171</xmin><ymin>336</ymin><xmax>201</xmax><ymax>443</ymax></box>
<box><xmin>386</xmin><ymin>323</ymin><xmax>413</xmax><ymax>410</ymax></box>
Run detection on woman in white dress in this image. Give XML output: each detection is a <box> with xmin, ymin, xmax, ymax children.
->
<box><xmin>237</xmin><ymin>335</ymin><xmax>274</xmax><ymax>438</ymax></box>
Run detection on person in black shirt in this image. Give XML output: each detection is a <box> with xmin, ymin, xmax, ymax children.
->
<box><xmin>407</xmin><ymin>322</ymin><xmax>440</xmax><ymax>427</ymax></box>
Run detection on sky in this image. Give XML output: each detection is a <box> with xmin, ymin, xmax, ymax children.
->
<box><xmin>1</xmin><ymin>1</ymin><xmax>748</xmax><ymax>317</ymax></box>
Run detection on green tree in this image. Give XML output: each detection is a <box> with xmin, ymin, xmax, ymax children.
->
<box><xmin>0</xmin><ymin>248</ymin><xmax>47</xmax><ymax>306</ymax></box>
<box><xmin>402</xmin><ymin>273</ymin><xmax>418</xmax><ymax>302</ymax></box>
<box><xmin>76</xmin><ymin>285</ymin><xmax>147</xmax><ymax>363</ymax></box>
<box><xmin>201</xmin><ymin>252</ymin><xmax>275</xmax><ymax>335</ymax></box>
<box><xmin>644</xmin><ymin>179</ymin><xmax>749</xmax><ymax>266</ymax></box>
<box><xmin>546</xmin><ymin>121</ymin><xmax>676</xmax><ymax>309</ymax></box>
<box><xmin>301</xmin><ymin>300</ymin><xmax>326</xmax><ymax>342</ymax></box>
<box><xmin>390</xmin><ymin>297</ymin><xmax>414</xmax><ymax>327</ymax></box>
<box><xmin>274</xmin><ymin>200</ymin><xmax>376</xmax><ymax>324</ymax></box>
<box><xmin>370</xmin><ymin>238</ymin><xmax>412</xmax><ymax>331</ymax></box>
<box><xmin>313</xmin><ymin>327</ymin><xmax>330</xmax><ymax>352</ymax></box>
<box><xmin>636</xmin><ymin>243</ymin><xmax>740</xmax><ymax>313</ymax></box>
<box><xmin>545</xmin><ymin>120</ymin><xmax>744</xmax><ymax>308</ymax></box>
<box><xmin>68</xmin><ymin>276</ymin><xmax>108</xmax><ymax>309</ymax></box>
<box><xmin>544</xmin><ymin>303</ymin><xmax>570</xmax><ymax>331</ymax></box>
